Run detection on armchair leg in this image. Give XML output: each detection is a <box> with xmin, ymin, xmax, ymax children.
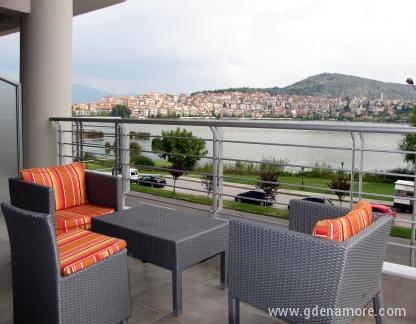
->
<box><xmin>220</xmin><ymin>251</ymin><xmax>228</xmax><ymax>288</ymax></box>
<box><xmin>172</xmin><ymin>268</ymin><xmax>183</xmax><ymax>316</ymax></box>
<box><xmin>229</xmin><ymin>297</ymin><xmax>240</xmax><ymax>324</ymax></box>
<box><xmin>373</xmin><ymin>290</ymin><xmax>385</xmax><ymax>324</ymax></box>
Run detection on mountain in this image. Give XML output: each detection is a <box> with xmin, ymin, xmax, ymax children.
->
<box><xmin>72</xmin><ymin>84</ymin><xmax>109</xmax><ymax>104</ymax></box>
<box><xmin>280</xmin><ymin>73</ymin><xmax>416</xmax><ymax>100</ymax></box>
<box><xmin>197</xmin><ymin>73</ymin><xmax>416</xmax><ymax>100</ymax></box>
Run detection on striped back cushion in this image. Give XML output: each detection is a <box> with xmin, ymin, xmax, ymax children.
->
<box><xmin>313</xmin><ymin>200</ymin><xmax>372</xmax><ymax>242</ymax></box>
<box><xmin>20</xmin><ymin>162</ymin><xmax>87</xmax><ymax>211</ymax></box>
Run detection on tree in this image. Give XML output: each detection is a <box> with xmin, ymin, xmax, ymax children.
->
<box><xmin>201</xmin><ymin>174</ymin><xmax>214</xmax><ymax>196</ymax></box>
<box><xmin>344</xmin><ymin>96</ymin><xmax>351</xmax><ymax>112</ymax></box>
<box><xmin>152</xmin><ymin>128</ymin><xmax>208</xmax><ymax>193</ymax></box>
<box><xmin>399</xmin><ymin>105</ymin><xmax>416</xmax><ymax>165</ymax></box>
<box><xmin>327</xmin><ymin>169</ymin><xmax>350</xmax><ymax>205</ymax></box>
<box><xmin>255</xmin><ymin>157</ymin><xmax>283</xmax><ymax>200</ymax></box>
<box><xmin>111</xmin><ymin>104</ymin><xmax>131</xmax><ymax>118</ymax></box>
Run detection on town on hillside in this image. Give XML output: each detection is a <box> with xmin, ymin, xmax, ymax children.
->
<box><xmin>72</xmin><ymin>92</ymin><xmax>415</xmax><ymax>122</ymax></box>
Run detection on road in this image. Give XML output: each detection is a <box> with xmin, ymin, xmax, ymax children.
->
<box><xmin>145</xmin><ymin>176</ymin><xmax>414</xmax><ymax>228</ymax></box>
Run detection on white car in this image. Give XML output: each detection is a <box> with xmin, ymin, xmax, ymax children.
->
<box><xmin>130</xmin><ymin>168</ymin><xmax>140</xmax><ymax>183</ymax></box>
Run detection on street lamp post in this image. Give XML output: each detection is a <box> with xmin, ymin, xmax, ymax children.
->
<box><xmin>301</xmin><ymin>166</ymin><xmax>304</xmax><ymax>188</ymax></box>
<box><xmin>406</xmin><ymin>77</ymin><xmax>416</xmax><ymax>91</ymax></box>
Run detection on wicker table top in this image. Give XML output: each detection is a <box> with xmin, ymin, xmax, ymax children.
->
<box><xmin>93</xmin><ymin>204</ymin><xmax>228</xmax><ymax>242</ymax></box>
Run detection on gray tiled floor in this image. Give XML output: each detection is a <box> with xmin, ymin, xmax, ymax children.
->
<box><xmin>0</xmin><ymin>210</ymin><xmax>414</xmax><ymax>324</ymax></box>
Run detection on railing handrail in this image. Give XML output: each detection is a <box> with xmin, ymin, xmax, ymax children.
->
<box><xmin>50</xmin><ymin>116</ymin><xmax>416</xmax><ymax>135</ymax></box>
<box><xmin>0</xmin><ymin>74</ymin><xmax>20</xmax><ymax>87</ymax></box>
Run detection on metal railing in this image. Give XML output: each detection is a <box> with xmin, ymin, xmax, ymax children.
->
<box><xmin>50</xmin><ymin>116</ymin><xmax>416</xmax><ymax>267</ymax></box>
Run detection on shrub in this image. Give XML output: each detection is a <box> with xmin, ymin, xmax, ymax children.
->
<box><xmin>131</xmin><ymin>154</ymin><xmax>154</xmax><ymax>167</ymax></box>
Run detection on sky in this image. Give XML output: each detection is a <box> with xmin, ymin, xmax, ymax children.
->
<box><xmin>1</xmin><ymin>0</ymin><xmax>416</xmax><ymax>94</ymax></box>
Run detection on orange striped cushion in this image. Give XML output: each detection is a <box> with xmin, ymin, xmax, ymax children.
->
<box><xmin>57</xmin><ymin>229</ymin><xmax>126</xmax><ymax>276</ymax></box>
<box><xmin>55</xmin><ymin>204</ymin><xmax>115</xmax><ymax>235</ymax></box>
<box><xmin>313</xmin><ymin>201</ymin><xmax>372</xmax><ymax>242</ymax></box>
<box><xmin>20</xmin><ymin>162</ymin><xmax>87</xmax><ymax>211</ymax></box>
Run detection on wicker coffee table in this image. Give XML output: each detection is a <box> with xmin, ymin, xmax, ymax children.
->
<box><xmin>92</xmin><ymin>205</ymin><xmax>229</xmax><ymax>316</ymax></box>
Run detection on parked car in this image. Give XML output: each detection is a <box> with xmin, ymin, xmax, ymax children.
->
<box><xmin>130</xmin><ymin>168</ymin><xmax>140</xmax><ymax>183</ymax></box>
<box><xmin>235</xmin><ymin>190</ymin><xmax>275</xmax><ymax>206</ymax></box>
<box><xmin>287</xmin><ymin>196</ymin><xmax>333</xmax><ymax>209</ymax></box>
<box><xmin>299</xmin><ymin>197</ymin><xmax>397</xmax><ymax>218</ymax></box>
<box><xmin>138</xmin><ymin>175</ymin><xmax>167</xmax><ymax>188</ymax></box>
<box><xmin>370</xmin><ymin>204</ymin><xmax>397</xmax><ymax>218</ymax></box>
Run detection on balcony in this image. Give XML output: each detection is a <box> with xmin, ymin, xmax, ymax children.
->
<box><xmin>1</xmin><ymin>117</ymin><xmax>416</xmax><ymax>323</ymax></box>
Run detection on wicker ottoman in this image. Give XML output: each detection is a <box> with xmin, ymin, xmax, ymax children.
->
<box><xmin>92</xmin><ymin>205</ymin><xmax>229</xmax><ymax>316</ymax></box>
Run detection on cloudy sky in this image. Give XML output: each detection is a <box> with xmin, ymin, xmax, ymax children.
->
<box><xmin>1</xmin><ymin>0</ymin><xmax>416</xmax><ymax>94</ymax></box>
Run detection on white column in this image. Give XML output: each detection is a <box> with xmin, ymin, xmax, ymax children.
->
<box><xmin>20</xmin><ymin>0</ymin><xmax>72</xmax><ymax>168</ymax></box>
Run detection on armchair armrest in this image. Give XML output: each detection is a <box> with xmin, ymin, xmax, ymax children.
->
<box><xmin>289</xmin><ymin>199</ymin><xmax>349</xmax><ymax>234</ymax></box>
<box><xmin>85</xmin><ymin>171</ymin><xmax>121</xmax><ymax>211</ymax></box>
<box><xmin>8</xmin><ymin>177</ymin><xmax>55</xmax><ymax>215</ymax></box>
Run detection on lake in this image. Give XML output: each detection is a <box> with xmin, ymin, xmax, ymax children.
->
<box><xmin>85</xmin><ymin>120</ymin><xmax>411</xmax><ymax>172</ymax></box>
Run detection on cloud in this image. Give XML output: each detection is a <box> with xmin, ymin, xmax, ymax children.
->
<box><xmin>2</xmin><ymin>0</ymin><xmax>416</xmax><ymax>93</ymax></box>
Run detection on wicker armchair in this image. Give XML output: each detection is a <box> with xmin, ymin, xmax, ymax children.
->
<box><xmin>229</xmin><ymin>199</ymin><xmax>392</xmax><ymax>324</ymax></box>
<box><xmin>8</xmin><ymin>170</ymin><xmax>121</xmax><ymax>232</ymax></box>
<box><xmin>1</xmin><ymin>202</ymin><xmax>131</xmax><ymax>324</ymax></box>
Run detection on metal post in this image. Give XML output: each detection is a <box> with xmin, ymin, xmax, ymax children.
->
<box><xmin>217</xmin><ymin>127</ymin><xmax>224</xmax><ymax>213</ymax></box>
<box><xmin>113</xmin><ymin>123</ymin><xmax>121</xmax><ymax>176</ymax></box>
<box><xmin>54</xmin><ymin>121</ymin><xmax>64</xmax><ymax>165</ymax></box>
<box><xmin>79</xmin><ymin>121</ymin><xmax>84</xmax><ymax>161</ymax></box>
<box><xmin>119</xmin><ymin>123</ymin><xmax>129</xmax><ymax>210</ymax></box>
<box><xmin>410</xmin><ymin>168</ymin><xmax>416</xmax><ymax>267</ymax></box>
<box><xmin>209</xmin><ymin>126</ymin><xmax>219</xmax><ymax>217</ymax></box>
<box><xmin>358</xmin><ymin>132</ymin><xmax>364</xmax><ymax>199</ymax></box>
<box><xmin>301</xmin><ymin>166</ymin><xmax>305</xmax><ymax>188</ymax></box>
<box><xmin>350</xmin><ymin>132</ymin><xmax>356</xmax><ymax>209</ymax></box>
<box><xmin>75</xmin><ymin>121</ymin><xmax>80</xmax><ymax>161</ymax></box>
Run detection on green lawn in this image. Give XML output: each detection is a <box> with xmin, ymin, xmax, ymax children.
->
<box><xmin>130</xmin><ymin>183</ymin><xmax>288</xmax><ymax>219</ymax></box>
<box><xmin>87</xmin><ymin>159</ymin><xmax>395</xmax><ymax>201</ymax></box>
<box><xmin>224</xmin><ymin>174</ymin><xmax>395</xmax><ymax>200</ymax></box>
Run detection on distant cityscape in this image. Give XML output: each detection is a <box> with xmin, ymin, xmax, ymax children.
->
<box><xmin>72</xmin><ymin>92</ymin><xmax>415</xmax><ymax>122</ymax></box>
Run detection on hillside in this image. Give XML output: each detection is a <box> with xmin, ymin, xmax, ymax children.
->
<box><xmin>281</xmin><ymin>73</ymin><xmax>416</xmax><ymax>100</ymax></box>
<box><xmin>72</xmin><ymin>84</ymin><xmax>109</xmax><ymax>104</ymax></box>
<box><xmin>196</xmin><ymin>73</ymin><xmax>416</xmax><ymax>100</ymax></box>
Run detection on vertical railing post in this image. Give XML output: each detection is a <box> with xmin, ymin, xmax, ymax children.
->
<box><xmin>350</xmin><ymin>132</ymin><xmax>356</xmax><ymax>208</ymax></box>
<box><xmin>119</xmin><ymin>123</ymin><xmax>129</xmax><ymax>209</ymax></box>
<box><xmin>217</xmin><ymin>127</ymin><xmax>224</xmax><ymax>213</ymax></box>
<box><xmin>79</xmin><ymin>121</ymin><xmax>84</xmax><ymax>161</ymax></box>
<box><xmin>358</xmin><ymin>132</ymin><xmax>364</xmax><ymax>199</ymax></box>
<box><xmin>209</xmin><ymin>126</ymin><xmax>219</xmax><ymax>217</ymax></box>
<box><xmin>74</xmin><ymin>121</ymin><xmax>80</xmax><ymax>161</ymax></box>
<box><xmin>113</xmin><ymin>123</ymin><xmax>121</xmax><ymax>176</ymax></box>
<box><xmin>54</xmin><ymin>121</ymin><xmax>64</xmax><ymax>165</ymax></box>
<box><xmin>410</xmin><ymin>168</ymin><xmax>416</xmax><ymax>267</ymax></box>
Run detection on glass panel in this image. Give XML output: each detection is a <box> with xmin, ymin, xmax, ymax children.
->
<box><xmin>0</xmin><ymin>78</ymin><xmax>19</xmax><ymax>203</ymax></box>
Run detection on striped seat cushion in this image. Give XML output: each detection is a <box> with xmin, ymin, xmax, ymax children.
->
<box><xmin>57</xmin><ymin>230</ymin><xmax>126</xmax><ymax>276</ymax></box>
<box><xmin>20</xmin><ymin>162</ymin><xmax>87</xmax><ymax>211</ymax></box>
<box><xmin>55</xmin><ymin>204</ymin><xmax>115</xmax><ymax>235</ymax></box>
<box><xmin>313</xmin><ymin>200</ymin><xmax>372</xmax><ymax>242</ymax></box>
